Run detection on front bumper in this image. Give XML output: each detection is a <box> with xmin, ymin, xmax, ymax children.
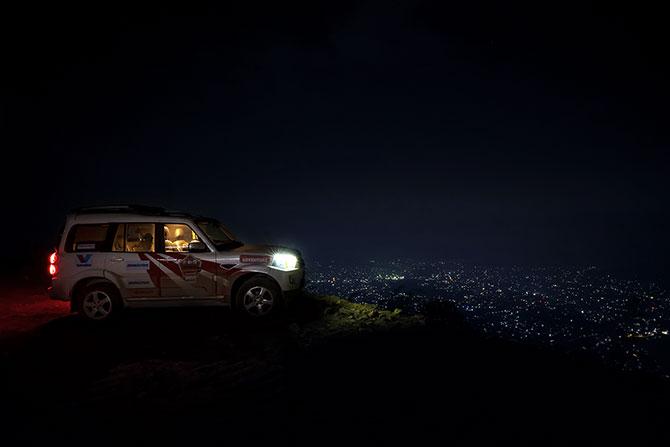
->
<box><xmin>270</xmin><ymin>265</ymin><xmax>306</xmax><ymax>291</ymax></box>
<box><xmin>281</xmin><ymin>268</ymin><xmax>306</xmax><ymax>303</ymax></box>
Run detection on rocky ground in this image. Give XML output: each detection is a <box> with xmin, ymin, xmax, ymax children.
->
<box><xmin>1</xmin><ymin>285</ymin><xmax>669</xmax><ymax>445</ymax></box>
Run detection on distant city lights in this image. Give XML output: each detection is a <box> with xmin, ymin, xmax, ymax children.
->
<box><xmin>307</xmin><ymin>260</ymin><xmax>670</xmax><ymax>376</ymax></box>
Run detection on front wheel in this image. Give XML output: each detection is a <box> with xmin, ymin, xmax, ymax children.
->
<box><xmin>235</xmin><ymin>275</ymin><xmax>282</xmax><ymax>318</ymax></box>
<box><xmin>78</xmin><ymin>283</ymin><xmax>121</xmax><ymax>322</ymax></box>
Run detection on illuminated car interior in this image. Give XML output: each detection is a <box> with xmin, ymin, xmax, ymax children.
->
<box><xmin>164</xmin><ymin>224</ymin><xmax>199</xmax><ymax>252</ymax></box>
<box><xmin>125</xmin><ymin>223</ymin><xmax>155</xmax><ymax>252</ymax></box>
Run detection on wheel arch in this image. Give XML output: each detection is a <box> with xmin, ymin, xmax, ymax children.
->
<box><xmin>70</xmin><ymin>277</ymin><xmax>121</xmax><ymax>312</ymax></box>
<box><xmin>229</xmin><ymin>272</ymin><xmax>281</xmax><ymax>309</ymax></box>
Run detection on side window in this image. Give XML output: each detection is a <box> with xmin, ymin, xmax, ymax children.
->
<box><xmin>125</xmin><ymin>223</ymin><xmax>155</xmax><ymax>252</ymax></box>
<box><xmin>112</xmin><ymin>224</ymin><xmax>125</xmax><ymax>252</ymax></box>
<box><xmin>163</xmin><ymin>223</ymin><xmax>200</xmax><ymax>253</ymax></box>
<box><xmin>65</xmin><ymin>224</ymin><xmax>112</xmax><ymax>252</ymax></box>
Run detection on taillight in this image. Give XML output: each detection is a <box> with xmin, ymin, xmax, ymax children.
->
<box><xmin>49</xmin><ymin>250</ymin><xmax>58</xmax><ymax>276</ymax></box>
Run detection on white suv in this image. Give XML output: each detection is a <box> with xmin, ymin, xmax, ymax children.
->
<box><xmin>48</xmin><ymin>205</ymin><xmax>305</xmax><ymax>321</ymax></box>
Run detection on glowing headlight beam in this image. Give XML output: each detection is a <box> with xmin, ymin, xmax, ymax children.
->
<box><xmin>271</xmin><ymin>253</ymin><xmax>298</xmax><ymax>271</ymax></box>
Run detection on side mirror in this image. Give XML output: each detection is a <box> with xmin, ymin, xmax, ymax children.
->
<box><xmin>188</xmin><ymin>241</ymin><xmax>208</xmax><ymax>253</ymax></box>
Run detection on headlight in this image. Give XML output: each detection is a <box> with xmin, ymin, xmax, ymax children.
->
<box><xmin>270</xmin><ymin>253</ymin><xmax>298</xmax><ymax>271</ymax></box>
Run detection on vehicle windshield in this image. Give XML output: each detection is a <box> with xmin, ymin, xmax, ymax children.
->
<box><xmin>196</xmin><ymin>219</ymin><xmax>243</xmax><ymax>250</ymax></box>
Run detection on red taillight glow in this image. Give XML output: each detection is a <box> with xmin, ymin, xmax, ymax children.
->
<box><xmin>49</xmin><ymin>250</ymin><xmax>58</xmax><ymax>276</ymax></box>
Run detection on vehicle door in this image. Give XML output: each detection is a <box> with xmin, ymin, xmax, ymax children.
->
<box><xmin>104</xmin><ymin>222</ymin><xmax>161</xmax><ymax>299</ymax></box>
<box><xmin>155</xmin><ymin>222</ymin><xmax>218</xmax><ymax>298</ymax></box>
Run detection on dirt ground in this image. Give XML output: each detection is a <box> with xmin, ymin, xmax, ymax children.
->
<box><xmin>1</xmin><ymin>285</ymin><xmax>669</xmax><ymax>446</ymax></box>
<box><xmin>0</xmin><ymin>283</ymin><xmax>69</xmax><ymax>337</ymax></box>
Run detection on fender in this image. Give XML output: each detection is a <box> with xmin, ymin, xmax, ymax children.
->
<box><xmin>65</xmin><ymin>269</ymin><xmax>108</xmax><ymax>299</ymax></box>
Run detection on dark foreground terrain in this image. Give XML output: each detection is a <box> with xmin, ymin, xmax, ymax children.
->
<box><xmin>1</xmin><ymin>285</ymin><xmax>669</xmax><ymax>446</ymax></box>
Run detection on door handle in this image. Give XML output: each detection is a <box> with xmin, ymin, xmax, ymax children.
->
<box><xmin>110</xmin><ymin>257</ymin><xmax>124</xmax><ymax>262</ymax></box>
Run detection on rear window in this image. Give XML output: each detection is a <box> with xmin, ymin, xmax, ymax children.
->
<box><xmin>65</xmin><ymin>224</ymin><xmax>114</xmax><ymax>252</ymax></box>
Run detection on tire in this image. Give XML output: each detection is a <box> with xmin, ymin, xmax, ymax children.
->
<box><xmin>235</xmin><ymin>275</ymin><xmax>282</xmax><ymax>318</ymax></box>
<box><xmin>77</xmin><ymin>283</ymin><xmax>122</xmax><ymax>322</ymax></box>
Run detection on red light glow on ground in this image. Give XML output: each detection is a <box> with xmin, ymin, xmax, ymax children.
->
<box><xmin>0</xmin><ymin>284</ymin><xmax>69</xmax><ymax>338</ymax></box>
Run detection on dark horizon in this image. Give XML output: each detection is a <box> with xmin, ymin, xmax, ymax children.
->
<box><xmin>4</xmin><ymin>1</ymin><xmax>669</xmax><ymax>281</ymax></box>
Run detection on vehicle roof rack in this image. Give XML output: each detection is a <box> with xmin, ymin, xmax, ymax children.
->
<box><xmin>70</xmin><ymin>204</ymin><xmax>194</xmax><ymax>217</ymax></box>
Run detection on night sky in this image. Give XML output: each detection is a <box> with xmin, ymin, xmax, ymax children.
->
<box><xmin>4</xmin><ymin>1</ymin><xmax>669</xmax><ymax>279</ymax></box>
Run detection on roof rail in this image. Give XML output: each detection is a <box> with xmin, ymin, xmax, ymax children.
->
<box><xmin>70</xmin><ymin>204</ymin><xmax>193</xmax><ymax>217</ymax></box>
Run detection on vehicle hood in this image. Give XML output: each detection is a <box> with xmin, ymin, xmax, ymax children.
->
<box><xmin>217</xmin><ymin>244</ymin><xmax>300</xmax><ymax>262</ymax></box>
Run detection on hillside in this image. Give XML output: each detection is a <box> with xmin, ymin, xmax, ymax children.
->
<box><xmin>1</xmin><ymin>289</ymin><xmax>669</xmax><ymax>445</ymax></box>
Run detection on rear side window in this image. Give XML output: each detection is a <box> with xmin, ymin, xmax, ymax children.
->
<box><xmin>125</xmin><ymin>223</ymin><xmax>156</xmax><ymax>252</ymax></box>
<box><xmin>65</xmin><ymin>224</ymin><xmax>114</xmax><ymax>252</ymax></box>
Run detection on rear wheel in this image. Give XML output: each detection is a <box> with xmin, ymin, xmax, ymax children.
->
<box><xmin>78</xmin><ymin>283</ymin><xmax>121</xmax><ymax>322</ymax></box>
<box><xmin>235</xmin><ymin>275</ymin><xmax>282</xmax><ymax>318</ymax></box>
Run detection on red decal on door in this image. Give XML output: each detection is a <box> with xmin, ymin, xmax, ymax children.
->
<box><xmin>138</xmin><ymin>253</ymin><xmax>161</xmax><ymax>288</ymax></box>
